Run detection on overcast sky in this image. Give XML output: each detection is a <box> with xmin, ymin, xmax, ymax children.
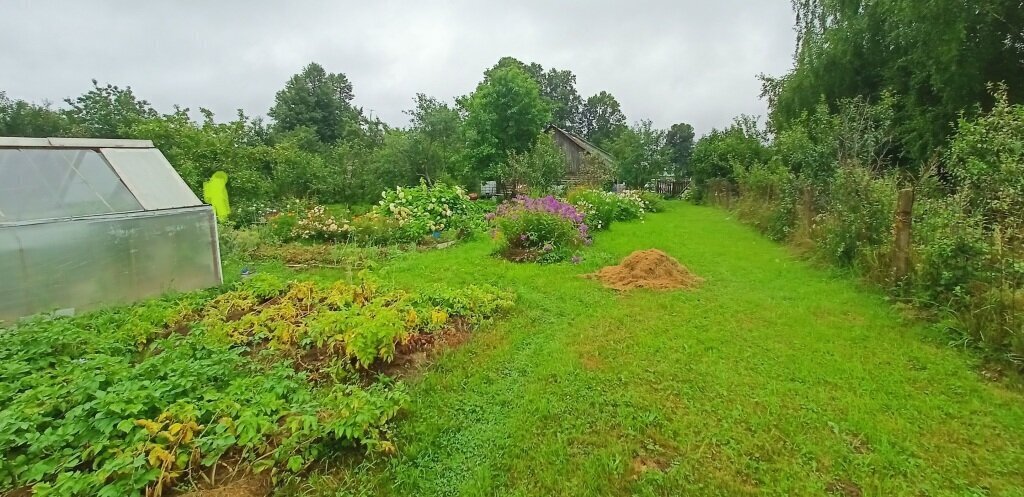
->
<box><xmin>1</xmin><ymin>1</ymin><xmax>796</xmax><ymax>136</ymax></box>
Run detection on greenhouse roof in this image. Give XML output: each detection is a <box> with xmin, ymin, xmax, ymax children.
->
<box><xmin>0</xmin><ymin>137</ymin><xmax>202</xmax><ymax>223</ymax></box>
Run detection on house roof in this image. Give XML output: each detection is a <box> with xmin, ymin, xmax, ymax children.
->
<box><xmin>546</xmin><ymin>125</ymin><xmax>616</xmax><ymax>165</ymax></box>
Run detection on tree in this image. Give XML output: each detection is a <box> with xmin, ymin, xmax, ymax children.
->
<box><xmin>403</xmin><ymin>94</ymin><xmax>466</xmax><ymax>183</ymax></box>
<box><xmin>486</xmin><ymin>57</ymin><xmax>584</xmax><ymax>133</ymax></box>
<box><xmin>0</xmin><ymin>92</ymin><xmax>71</xmax><ymax>137</ymax></box>
<box><xmin>462</xmin><ymin>64</ymin><xmax>551</xmax><ymax>187</ymax></box>
<box><xmin>496</xmin><ymin>133</ymin><xmax>566</xmax><ymax>195</ymax></box>
<box><xmin>63</xmin><ymin>80</ymin><xmax>157</xmax><ymax>138</ymax></box>
<box><xmin>768</xmin><ymin>0</ymin><xmax>1024</xmax><ymax>164</ymax></box>
<box><xmin>125</xmin><ymin>108</ymin><xmax>274</xmax><ymax>202</ymax></box>
<box><xmin>580</xmin><ymin>91</ymin><xmax>627</xmax><ymax>146</ymax></box>
<box><xmin>689</xmin><ymin>116</ymin><xmax>770</xmax><ymax>194</ymax></box>
<box><xmin>606</xmin><ymin>120</ymin><xmax>669</xmax><ymax>188</ymax></box>
<box><xmin>268</xmin><ymin>62</ymin><xmax>362</xmax><ymax>145</ymax></box>
<box><xmin>664</xmin><ymin>122</ymin><xmax>695</xmax><ymax>179</ymax></box>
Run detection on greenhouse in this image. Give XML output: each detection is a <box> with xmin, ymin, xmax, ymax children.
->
<box><xmin>0</xmin><ymin>137</ymin><xmax>222</xmax><ymax>324</ymax></box>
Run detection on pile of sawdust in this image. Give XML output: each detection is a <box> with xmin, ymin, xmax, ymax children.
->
<box><xmin>588</xmin><ymin>249</ymin><xmax>703</xmax><ymax>291</ymax></box>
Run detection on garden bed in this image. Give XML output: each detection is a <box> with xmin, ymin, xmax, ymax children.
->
<box><xmin>0</xmin><ymin>275</ymin><xmax>512</xmax><ymax>496</ymax></box>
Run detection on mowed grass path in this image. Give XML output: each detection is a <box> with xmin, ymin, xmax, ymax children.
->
<box><xmin>301</xmin><ymin>202</ymin><xmax>1024</xmax><ymax>496</ymax></box>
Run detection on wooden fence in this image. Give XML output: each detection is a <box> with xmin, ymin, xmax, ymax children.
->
<box><xmin>648</xmin><ymin>178</ymin><xmax>690</xmax><ymax>198</ymax></box>
<box><xmin>710</xmin><ymin>183</ymin><xmax>917</xmax><ymax>284</ymax></box>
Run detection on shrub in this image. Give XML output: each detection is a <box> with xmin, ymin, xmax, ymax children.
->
<box><xmin>613</xmin><ymin>190</ymin><xmax>645</xmax><ymax>221</ymax></box>
<box><xmin>615</xmin><ymin>190</ymin><xmax>665</xmax><ymax>220</ymax></box>
<box><xmin>566</xmin><ymin>188</ymin><xmax>617</xmax><ymax>230</ymax></box>
<box><xmin>489</xmin><ymin>196</ymin><xmax>591</xmax><ymax>263</ymax></box>
<box><xmin>815</xmin><ymin>166</ymin><xmax>898</xmax><ymax>268</ymax></box>
<box><xmin>637</xmin><ymin>191</ymin><xmax>665</xmax><ymax>213</ymax></box>
<box><xmin>734</xmin><ymin>161</ymin><xmax>799</xmax><ymax>241</ymax></box>
<box><xmin>375</xmin><ymin>181</ymin><xmax>484</xmax><ymax>241</ymax></box>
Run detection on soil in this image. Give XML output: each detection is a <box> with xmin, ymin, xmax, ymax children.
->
<box><xmin>587</xmin><ymin>249</ymin><xmax>703</xmax><ymax>291</ymax></box>
<box><xmin>629</xmin><ymin>455</ymin><xmax>670</xmax><ymax>478</ymax></box>
<box><xmin>825</xmin><ymin>479</ymin><xmax>863</xmax><ymax>497</ymax></box>
<box><xmin>372</xmin><ymin>318</ymin><xmax>474</xmax><ymax>378</ymax></box>
<box><xmin>176</xmin><ymin>467</ymin><xmax>271</xmax><ymax>497</ymax></box>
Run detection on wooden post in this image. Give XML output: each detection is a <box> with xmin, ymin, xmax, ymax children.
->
<box><xmin>892</xmin><ymin>188</ymin><xmax>915</xmax><ymax>282</ymax></box>
<box><xmin>801</xmin><ymin>186</ymin><xmax>814</xmax><ymax>230</ymax></box>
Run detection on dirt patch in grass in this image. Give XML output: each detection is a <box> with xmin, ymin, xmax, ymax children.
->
<box><xmin>587</xmin><ymin>249</ymin><xmax>703</xmax><ymax>291</ymax></box>
<box><xmin>629</xmin><ymin>455</ymin><xmax>670</xmax><ymax>478</ymax></box>
<box><xmin>825</xmin><ymin>479</ymin><xmax>863</xmax><ymax>497</ymax></box>
<box><xmin>580</xmin><ymin>352</ymin><xmax>605</xmax><ymax>370</ymax></box>
<box><xmin>176</xmin><ymin>470</ymin><xmax>271</xmax><ymax>497</ymax></box>
<box><xmin>372</xmin><ymin>318</ymin><xmax>474</xmax><ymax>378</ymax></box>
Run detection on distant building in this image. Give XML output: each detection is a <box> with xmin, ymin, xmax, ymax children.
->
<box><xmin>546</xmin><ymin>125</ymin><xmax>616</xmax><ymax>186</ymax></box>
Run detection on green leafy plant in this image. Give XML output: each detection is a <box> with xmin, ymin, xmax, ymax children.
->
<box><xmin>0</xmin><ymin>274</ymin><xmax>512</xmax><ymax>496</ymax></box>
<box><xmin>566</xmin><ymin>188</ymin><xmax>617</xmax><ymax>230</ymax></box>
<box><xmin>375</xmin><ymin>181</ymin><xmax>485</xmax><ymax>241</ymax></box>
<box><xmin>489</xmin><ymin>196</ymin><xmax>590</xmax><ymax>263</ymax></box>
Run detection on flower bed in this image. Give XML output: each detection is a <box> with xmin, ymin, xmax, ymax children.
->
<box><xmin>488</xmin><ymin>196</ymin><xmax>591</xmax><ymax>263</ymax></box>
<box><xmin>566</xmin><ymin>189</ymin><xmax>617</xmax><ymax>230</ymax></box>
<box><xmin>567</xmin><ymin>188</ymin><xmax>666</xmax><ymax>226</ymax></box>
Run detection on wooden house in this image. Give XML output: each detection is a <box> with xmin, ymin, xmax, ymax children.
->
<box><xmin>546</xmin><ymin>125</ymin><xmax>616</xmax><ymax>186</ymax></box>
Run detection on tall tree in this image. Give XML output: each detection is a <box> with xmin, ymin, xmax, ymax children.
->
<box><xmin>401</xmin><ymin>94</ymin><xmax>466</xmax><ymax>183</ymax></box>
<box><xmin>268</xmin><ymin>62</ymin><xmax>362</xmax><ymax>145</ymax></box>
<box><xmin>63</xmin><ymin>80</ymin><xmax>157</xmax><ymax>138</ymax></box>
<box><xmin>537</xmin><ymin>68</ymin><xmax>584</xmax><ymax>134</ymax></box>
<box><xmin>486</xmin><ymin>57</ymin><xmax>584</xmax><ymax>133</ymax></box>
<box><xmin>664</xmin><ymin>122</ymin><xmax>696</xmax><ymax>178</ymax></box>
<box><xmin>769</xmin><ymin>0</ymin><xmax>1024</xmax><ymax>163</ymax></box>
<box><xmin>606</xmin><ymin>120</ymin><xmax>669</xmax><ymax>188</ymax></box>
<box><xmin>0</xmin><ymin>92</ymin><xmax>71</xmax><ymax>137</ymax></box>
<box><xmin>580</xmin><ymin>91</ymin><xmax>627</xmax><ymax>146</ymax></box>
<box><xmin>461</xmin><ymin>64</ymin><xmax>551</xmax><ymax>184</ymax></box>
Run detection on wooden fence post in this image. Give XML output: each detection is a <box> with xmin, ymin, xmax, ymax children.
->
<box><xmin>892</xmin><ymin>188</ymin><xmax>915</xmax><ymax>282</ymax></box>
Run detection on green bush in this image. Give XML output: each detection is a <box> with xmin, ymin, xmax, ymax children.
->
<box><xmin>375</xmin><ymin>181</ymin><xmax>485</xmax><ymax>240</ymax></box>
<box><xmin>734</xmin><ymin>161</ymin><xmax>799</xmax><ymax>241</ymax></box>
<box><xmin>490</xmin><ymin>196</ymin><xmax>590</xmax><ymax>263</ymax></box>
<box><xmin>613</xmin><ymin>191</ymin><xmax>645</xmax><ymax>221</ymax></box>
<box><xmin>637</xmin><ymin>191</ymin><xmax>665</xmax><ymax>213</ymax></box>
<box><xmin>815</xmin><ymin>166</ymin><xmax>898</xmax><ymax>268</ymax></box>
<box><xmin>566</xmin><ymin>188</ymin><xmax>617</xmax><ymax>230</ymax></box>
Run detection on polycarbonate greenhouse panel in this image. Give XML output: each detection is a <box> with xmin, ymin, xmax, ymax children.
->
<box><xmin>0</xmin><ymin>206</ymin><xmax>222</xmax><ymax>324</ymax></box>
<box><xmin>0</xmin><ymin>148</ymin><xmax>143</xmax><ymax>222</ymax></box>
<box><xmin>101</xmin><ymin>148</ymin><xmax>202</xmax><ymax>210</ymax></box>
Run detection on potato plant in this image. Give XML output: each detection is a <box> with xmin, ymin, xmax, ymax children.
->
<box><xmin>0</xmin><ymin>275</ymin><xmax>513</xmax><ymax>496</ymax></box>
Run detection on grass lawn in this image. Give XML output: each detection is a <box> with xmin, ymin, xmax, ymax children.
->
<box><xmin>269</xmin><ymin>201</ymin><xmax>1024</xmax><ymax>496</ymax></box>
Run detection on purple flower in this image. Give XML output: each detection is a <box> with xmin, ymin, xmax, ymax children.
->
<box><xmin>571</xmin><ymin>255</ymin><xmax>582</xmax><ymax>265</ymax></box>
<box><xmin>520</xmin><ymin>234</ymin><xmax>528</xmax><ymax>241</ymax></box>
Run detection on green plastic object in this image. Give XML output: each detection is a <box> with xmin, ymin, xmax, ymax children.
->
<box><xmin>203</xmin><ymin>171</ymin><xmax>230</xmax><ymax>220</ymax></box>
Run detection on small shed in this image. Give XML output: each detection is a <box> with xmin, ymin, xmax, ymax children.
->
<box><xmin>0</xmin><ymin>137</ymin><xmax>222</xmax><ymax>323</ymax></box>
<box><xmin>546</xmin><ymin>125</ymin><xmax>616</xmax><ymax>185</ymax></box>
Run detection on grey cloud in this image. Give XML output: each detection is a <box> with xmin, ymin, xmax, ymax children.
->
<box><xmin>0</xmin><ymin>0</ymin><xmax>795</xmax><ymax>136</ymax></box>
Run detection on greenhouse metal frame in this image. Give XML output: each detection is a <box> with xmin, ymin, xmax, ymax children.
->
<box><xmin>0</xmin><ymin>137</ymin><xmax>222</xmax><ymax>324</ymax></box>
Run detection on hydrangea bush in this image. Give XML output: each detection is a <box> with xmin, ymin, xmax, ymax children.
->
<box><xmin>615</xmin><ymin>190</ymin><xmax>664</xmax><ymax>220</ymax></box>
<box><xmin>375</xmin><ymin>182</ymin><xmax>485</xmax><ymax>241</ymax></box>
<box><xmin>567</xmin><ymin>188</ymin><xmax>665</xmax><ymax>226</ymax></box>
<box><xmin>566</xmin><ymin>189</ymin><xmax>617</xmax><ymax>230</ymax></box>
<box><xmin>488</xmin><ymin>196</ymin><xmax>591</xmax><ymax>263</ymax></box>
